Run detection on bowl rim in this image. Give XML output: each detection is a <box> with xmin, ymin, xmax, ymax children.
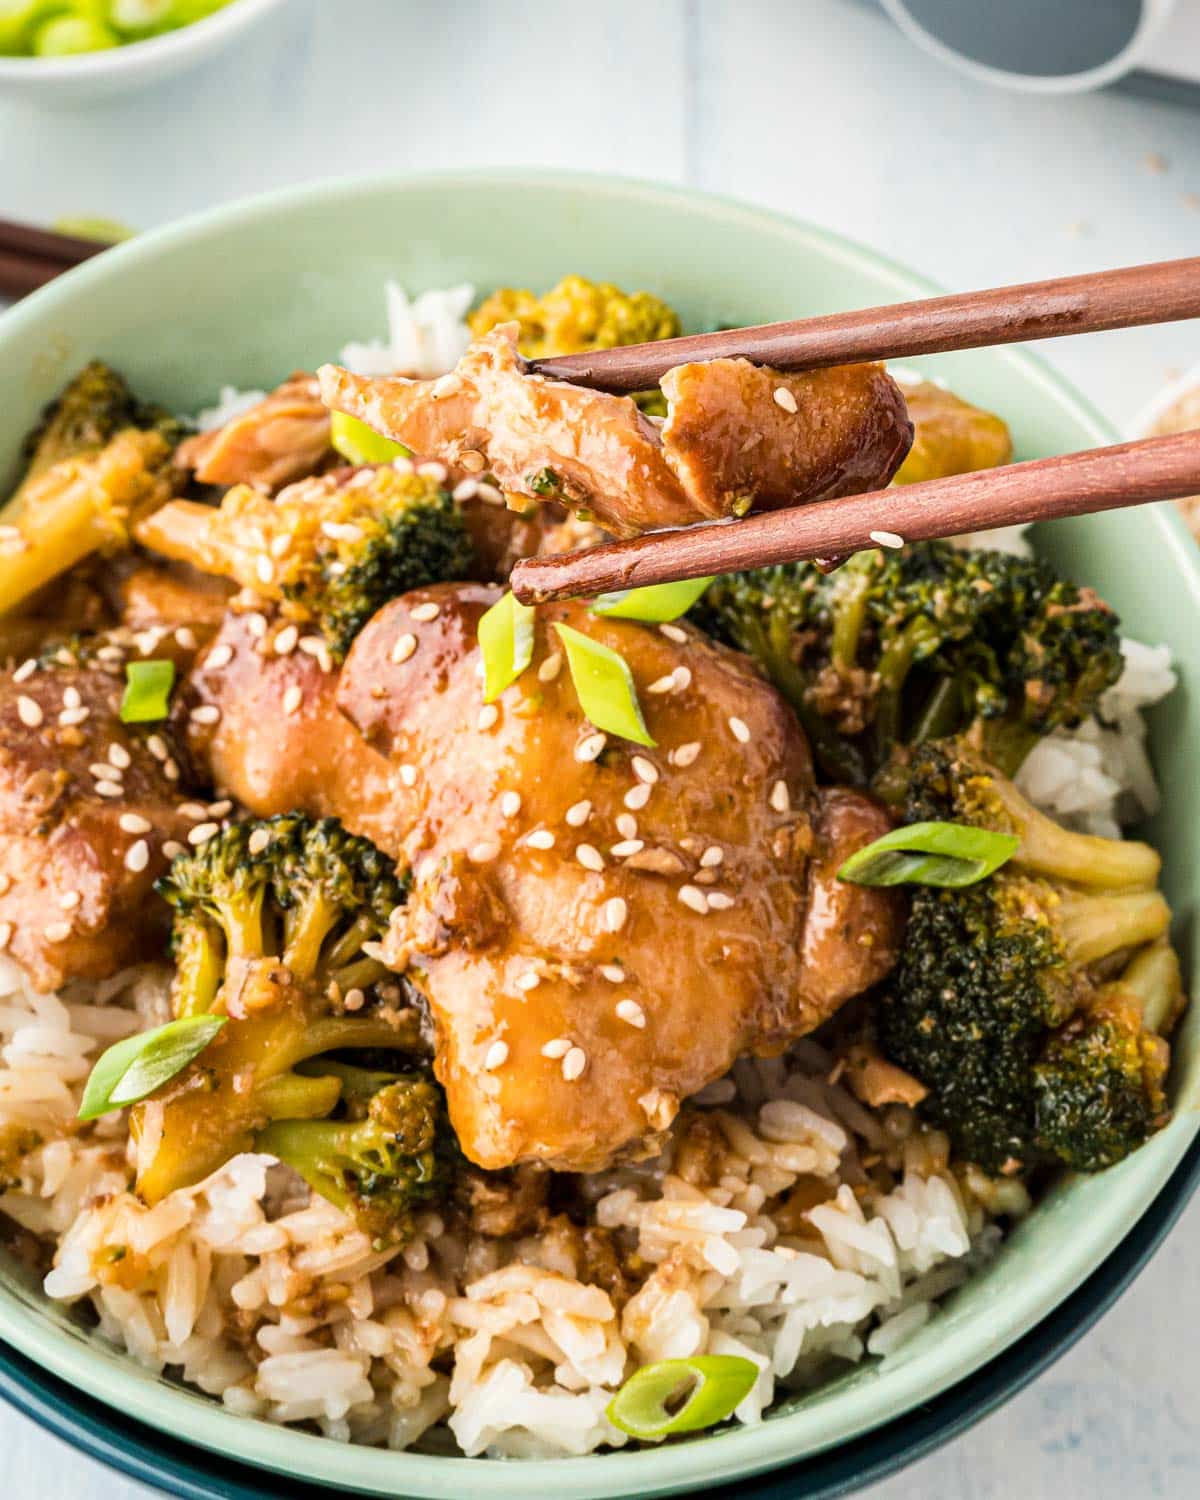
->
<box><xmin>0</xmin><ymin>0</ymin><xmax>288</xmax><ymax>80</ymax></box>
<box><xmin>1</xmin><ymin>166</ymin><xmax>1198</xmax><ymax>1499</ymax></box>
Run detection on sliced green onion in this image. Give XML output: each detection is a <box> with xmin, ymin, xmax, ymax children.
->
<box><xmin>119</xmin><ymin>658</ymin><xmax>175</xmax><ymax>723</ymax></box>
<box><xmin>590</xmin><ymin>576</ymin><xmax>714</xmax><ymax>623</ymax></box>
<box><xmin>478</xmin><ymin>590</ymin><xmax>536</xmax><ymax>702</ymax></box>
<box><xmin>555</xmin><ymin>623</ymin><xmax>655</xmax><ymax>747</ymax></box>
<box><xmin>78</xmin><ymin>1015</ymin><xmax>226</xmax><ymax>1121</ymax></box>
<box><xmin>607</xmin><ymin>1355</ymin><xmax>759</xmax><ymax>1440</ymax></box>
<box><xmin>837</xmin><ymin>820</ymin><xmax>1019</xmax><ymax>888</ymax></box>
<box><xmin>52</xmin><ymin>216</ymin><xmax>136</xmax><ymax>245</ymax></box>
<box><xmin>329</xmin><ymin>410</ymin><xmax>411</xmax><ymax>466</ymax></box>
<box><xmin>33</xmin><ymin>14</ymin><xmax>119</xmax><ymax>54</ymax></box>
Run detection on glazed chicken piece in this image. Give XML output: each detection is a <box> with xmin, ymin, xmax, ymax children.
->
<box><xmin>329</xmin><ymin>584</ymin><xmax>903</xmax><ymax>1171</ymax></box>
<box><xmin>106</xmin><ymin>559</ymin><xmax>236</xmax><ymax>634</ymax></box>
<box><xmin>317</xmin><ymin>325</ymin><xmax>912</xmax><ymax>537</ymax></box>
<box><xmin>891</xmin><ymin>380</ymin><xmax>1012</xmax><ymax>486</ymax></box>
<box><xmin>0</xmin><ymin>642</ymin><xmax>196</xmax><ymax>991</ymax></box>
<box><xmin>176</xmin><ymin>374</ymin><xmax>333</xmax><ymax>493</ymax></box>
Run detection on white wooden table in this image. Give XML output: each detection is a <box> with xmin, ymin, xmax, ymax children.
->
<box><xmin>2</xmin><ymin>2</ymin><xmax>1199</xmax><ymax>1494</ymax></box>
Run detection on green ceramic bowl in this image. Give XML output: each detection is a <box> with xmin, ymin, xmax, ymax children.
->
<box><xmin>0</xmin><ymin>171</ymin><xmax>1197</xmax><ymax>1500</ymax></box>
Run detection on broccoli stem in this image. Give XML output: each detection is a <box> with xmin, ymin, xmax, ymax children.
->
<box><xmin>1057</xmin><ymin>890</ymin><xmax>1171</xmax><ymax>966</ymax></box>
<box><xmin>1108</xmin><ymin>938</ymin><xmax>1183</xmax><ymax>1036</ymax></box>
<box><xmin>872</xmin><ymin>617</ymin><xmax>936</xmax><ymax>761</ymax></box>
<box><xmin>828</xmin><ymin>554</ymin><xmax>874</xmax><ymax>669</ymax></box>
<box><xmin>255</xmin><ymin>1071</ymin><xmax>343</xmax><ymax>1121</ymax></box>
<box><xmin>987</xmin><ymin>769</ymin><xmax>1161</xmax><ymax>890</ymax></box>
<box><xmin>908</xmin><ymin>676</ymin><xmax>962</xmax><ymax>746</ymax></box>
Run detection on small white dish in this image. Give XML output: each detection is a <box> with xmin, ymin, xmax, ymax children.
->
<box><xmin>0</xmin><ymin>0</ymin><xmax>290</xmax><ymax>105</ymax></box>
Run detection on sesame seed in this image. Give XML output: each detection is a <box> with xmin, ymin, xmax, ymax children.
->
<box><xmin>575</xmin><ymin>732</ymin><xmax>606</xmax><ymax>763</ymax></box>
<box><xmin>245</xmin><ymin>612</ymin><xmax>268</xmax><ymax>639</ymax></box>
<box><xmin>391</xmin><ymin>633</ymin><xmax>417</xmax><ymax>664</ymax></box>
<box><xmin>616</xmin><ymin>999</ymin><xmax>647</xmax><ymax>1029</ymax></box>
<box><xmin>565</xmin><ymin>799</ymin><xmax>592</xmax><ymax>827</ymax></box>
<box><xmin>624</xmin><ymin>783</ymin><xmax>651</xmax><ymax>811</ymax></box>
<box><xmin>16</xmin><ymin>696</ymin><xmax>43</xmax><ymax>728</ymax></box>
<box><xmin>526</xmin><ymin>830</ymin><xmax>556</xmax><ymax>850</ymax></box>
<box><xmin>124</xmin><ymin>839</ymin><xmax>150</xmax><ymax>873</ymax></box>
<box><xmin>648</xmin><ymin>673</ymin><xmax>676</xmax><ymax>694</ymax></box>
<box><xmin>59</xmin><ymin>891</ymin><xmax>81</xmax><ymax>911</ymax></box>
<box><xmin>659</xmin><ymin>623</ymin><xmax>688</xmax><ymax>644</ymax></box>
<box><xmin>298</xmin><ymin>636</ymin><xmax>333</xmax><ymax>672</ymax></box>
<box><xmin>770</xmin><ymin>779</ymin><xmax>790</xmax><ymax>813</ymax></box>
<box><xmin>97</xmin><ymin>644</ymin><xmax>125</xmax><ymax>663</ymax></box>
<box><xmin>283</xmin><ymin>685</ymin><xmax>303</xmax><ymax>715</ymax></box>
<box><xmin>343</xmin><ymin>987</ymin><xmax>365</xmax><ymax>1012</ymax></box>
<box><xmin>43</xmin><ymin>921</ymin><xmax>71</xmax><ymax>943</ymax></box>
<box><xmin>274</xmin><ymin>624</ymin><xmax>299</xmax><ymax>655</ymax></box>
<box><xmin>248</xmin><ymin>828</ymin><xmax>271</xmax><ymax>856</ymax></box>
<box><xmin>188</xmin><ymin>822</ymin><xmax>220</xmax><ymax>846</ymax></box>
<box><xmin>773</xmin><ymin>385</ymin><xmax>799</xmax><ymax>414</ymax></box>
<box><xmin>869</xmin><ymin>529</ymin><xmax>904</xmax><ymax>549</ymax></box>
<box><xmin>399</xmin><ymin>764</ymin><xmax>418</xmax><ymax>788</ymax></box>
<box><xmin>541</xmin><ymin>1037</ymin><xmax>572</xmax><ymax>1060</ymax></box>
<box><xmin>417</xmin><ymin>460</ymin><xmax>448</xmax><ymax>482</ymax></box>
<box><xmin>562</xmin><ymin>1046</ymin><xmax>587</xmax><ymax>1081</ymax></box>
<box><xmin>120</xmin><ymin>813</ymin><xmax>152</xmax><ymax>835</ymax></box>
<box><xmin>728</xmin><ymin>716</ymin><xmax>751</xmax><ymax>744</ymax></box>
<box><xmin>92</xmin><ymin>762</ymin><xmax>121</xmax><ymax>782</ymax></box>
<box><xmin>411</xmin><ymin>601</ymin><xmax>441</xmax><ymax>623</ymax></box>
<box><xmin>391</xmin><ymin>454</ymin><xmax>414</xmax><ymax>474</ymax></box>
<box><xmin>478</xmin><ymin>703</ymin><xmax>499</xmax><ymax>731</ymax></box>
<box><xmin>270</xmin><ymin>531</ymin><xmax>293</xmax><ymax>556</ymax></box>
<box><xmin>190</xmin><ymin>704</ymin><xmax>221</xmax><ymax>726</ymax></box>
<box><xmin>207</xmin><ymin>799</ymin><xmax>233</xmax><ymax>817</ymax></box>
<box><xmin>700</xmin><ymin>845</ymin><xmax>725</xmax><ymax>868</ymax></box>
<box><xmin>470</xmin><ymin>839</ymin><xmax>500</xmax><ymax>864</ymax></box>
<box><xmin>177</xmin><ymin>801</ymin><xmax>208</xmax><ymax>820</ymax></box>
<box><xmin>706</xmin><ymin>891</ymin><xmax>736</xmax><ymax>910</ymax></box>
<box><xmin>600</xmin><ymin>964</ymin><xmax>624</xmax><ymax>982</ymax></box>
<box><xmin>576</xmin><ymin>843</ymin><xmax>605</xmax><ymax>871</ymax></box>
<box><xmin>162</xmin><ymin>841</ymin><xmax>184</xmax><ymax>860</ymax></box>
<box><xmin>63</xmin><ymin>686</ymin><xmax>81</xmax><ymax>710</ymax></box>
<box><xmin>475</xmin><ymin>481</ymin><xmax>505</xmax><ymax>507</ymax></box>
<box><xmin>147</xmin><ymin>734</ymin><xmax>168</xmax><ymax>761</ymax></box>
<box><xmin>612</xmin><ymin>839</ymin><xmax>644</xmax><ymax>858</ymax></box>
<box><xmin>483</xmin><ymin>1039</ymin><xmax>509</xmax><ymax>1070</ymax></box>
<box><xmin>255</xmin><ymin>555</ymin><xmax>275</xmax><ymax>585</ymax></box>
<box><xmin>538</xmin><ymin>652</ymin><xmax>563</xmax><ymax>683</ymax></box>
<box><xmin>13</xmin><ymin>659</ymin><xmax>36</xmax><ymax>683</ymax></box>
<box><xmin>0</xmin><ymin>922</ymin><xmax>11</xmax><ymax>950</ymax></box>
<box><xmin>432</xmin><ymin>372</ymin><xmax>463</xmax><ymax>398</ymax></box>
<box><xmin>500</xmin><ymin>791</ymin><xmax>522</xmax><ymax>818</ymax></box>
<box><xmin>163</xmin><ymin>759</ymin><xmax>180</xmax><ymax>782</ymax></box>
<box><xmin>603</xmin><ymin>897</ymin><xmax>628</xmax><ymax>933</ymax></box>
<box><xmin>678</xmin><ymin>884</ymin><xmax>709</xmax><ymax>914</ymax></box>
<box><xmin>631</xmin><ymin>756</ymin><xmax>659</xmax><ymax>785</ymax></box>
<box><xmin>452</xmin><ymin>478</ymin><xmax>479</xmax><ymax>503</ymax></box>
<box><xmin>616</xmin><ymin>813</ymin><xmax>637</xmax><ymax>839</ymax></box>
<box><xmin>516</xmin><ymin>970</ymin><xmax>541</xmax><ymax>992</ymax></box>
<box><xmin>94</xmin><ymin>781</ymin><xmax>123</xmax><ymax>799</ymax></box>
<box><xmin>59</xmin><ymin>707</ymin><xmax>90</xmax><ymax>726</ymax></box>
<box><xmin>175</xmin><ymin>627</ymin><xmax>198</xmax><ymax>650</ymax></box>
<box><xmin>459</xmin><ymin>449</ymin><xmax>486</xmax><ymax>473</ymax></box>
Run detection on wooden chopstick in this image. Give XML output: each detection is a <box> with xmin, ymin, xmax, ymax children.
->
<box><xmin>0</xmin><ymin>218</ymin><xmax>106</xmax><ymax>300</ymax></box>
<box><xmin>509</xmin><ymin>429</ymin><xmax>1200</xmax><ymax>604</ymax></box>
<box><xmin>528</xmin><ymin>257</ymin><xmax>1200</xmax><ymax>392</ymax></box>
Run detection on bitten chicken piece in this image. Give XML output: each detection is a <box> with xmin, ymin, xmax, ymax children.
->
<box><xmin>317</xmin><ymin>326</ymin><xmax>912</xmax><ymax>537</ymax></box>
<box><xmin>330</xmin><ymin>584</ymin><xmax>903</xmax><ymax>1171</ymax></box>
<box><xmin>0</xmin><ymin>640</ymin><xmax>196</xmax><ymax>991</ymax></box>
<box><xmin>176</xmin><ymin>374</ymin><xmax>333</xmax><ymax>492</ymax></box>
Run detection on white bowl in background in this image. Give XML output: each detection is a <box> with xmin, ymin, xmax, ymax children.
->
<box><xmin>0</xmin><ymin>0</ymin><xmax>290</xmax><ymax>105</ymax></box>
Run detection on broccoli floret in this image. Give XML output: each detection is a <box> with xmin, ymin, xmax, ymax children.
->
<box><xmin>694</xmin><ymin>541</ymin><xmax>1123</xmax><ymax>782</ymax></box>
<box><xmin>0</xmin><ymin>361</ymin><xmax>185</xmax><ymax>620</ymax></box>
<box><xmin>876</xmin><ymin>743</ymin><xmax>1174</xmax><ymax>1174</ymax></box>
<box><xmin>469</xmin><ymin>273</ymin><xmax>681</xmax><ymax>415</ymax></box>
<box><xmin>135</xmin><ymin>465</ymin><xmax>474</xmax><ymax>659</ymax></box>
<box><xmin>131</xmin><ymin>816</ymin><xmax>435</xmax><ymax>1226</ymax></box>
<box><xmin>13</xmin><ymin>361</ymin><xmax>183</xmax><ymax>504</ymax></box>
<box><xmin>259</xmin><ymin>1065</ymin><xmax>451</xmax><ymax>1242</ymax></box>
<box><xmin>1034</xmin><ymin>940</ymin><xmax>1183</xmax><ymax>1171</ymax></box>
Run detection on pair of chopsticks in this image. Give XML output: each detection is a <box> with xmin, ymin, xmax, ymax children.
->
<box><xmin>0</xmin><ymin>218</ymin><xmax>106</xmax><ymax>299</ymax></box>
<box><xmin>510</xmin><ymin>257</ymin><xmax>1200</xmax><ymax>603</ymax></box>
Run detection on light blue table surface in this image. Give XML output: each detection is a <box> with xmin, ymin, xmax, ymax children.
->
<box><xmin>2</xmin><ymin>2</ymin><xmax>1198</xmax><ymax>1494</ymax></box>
